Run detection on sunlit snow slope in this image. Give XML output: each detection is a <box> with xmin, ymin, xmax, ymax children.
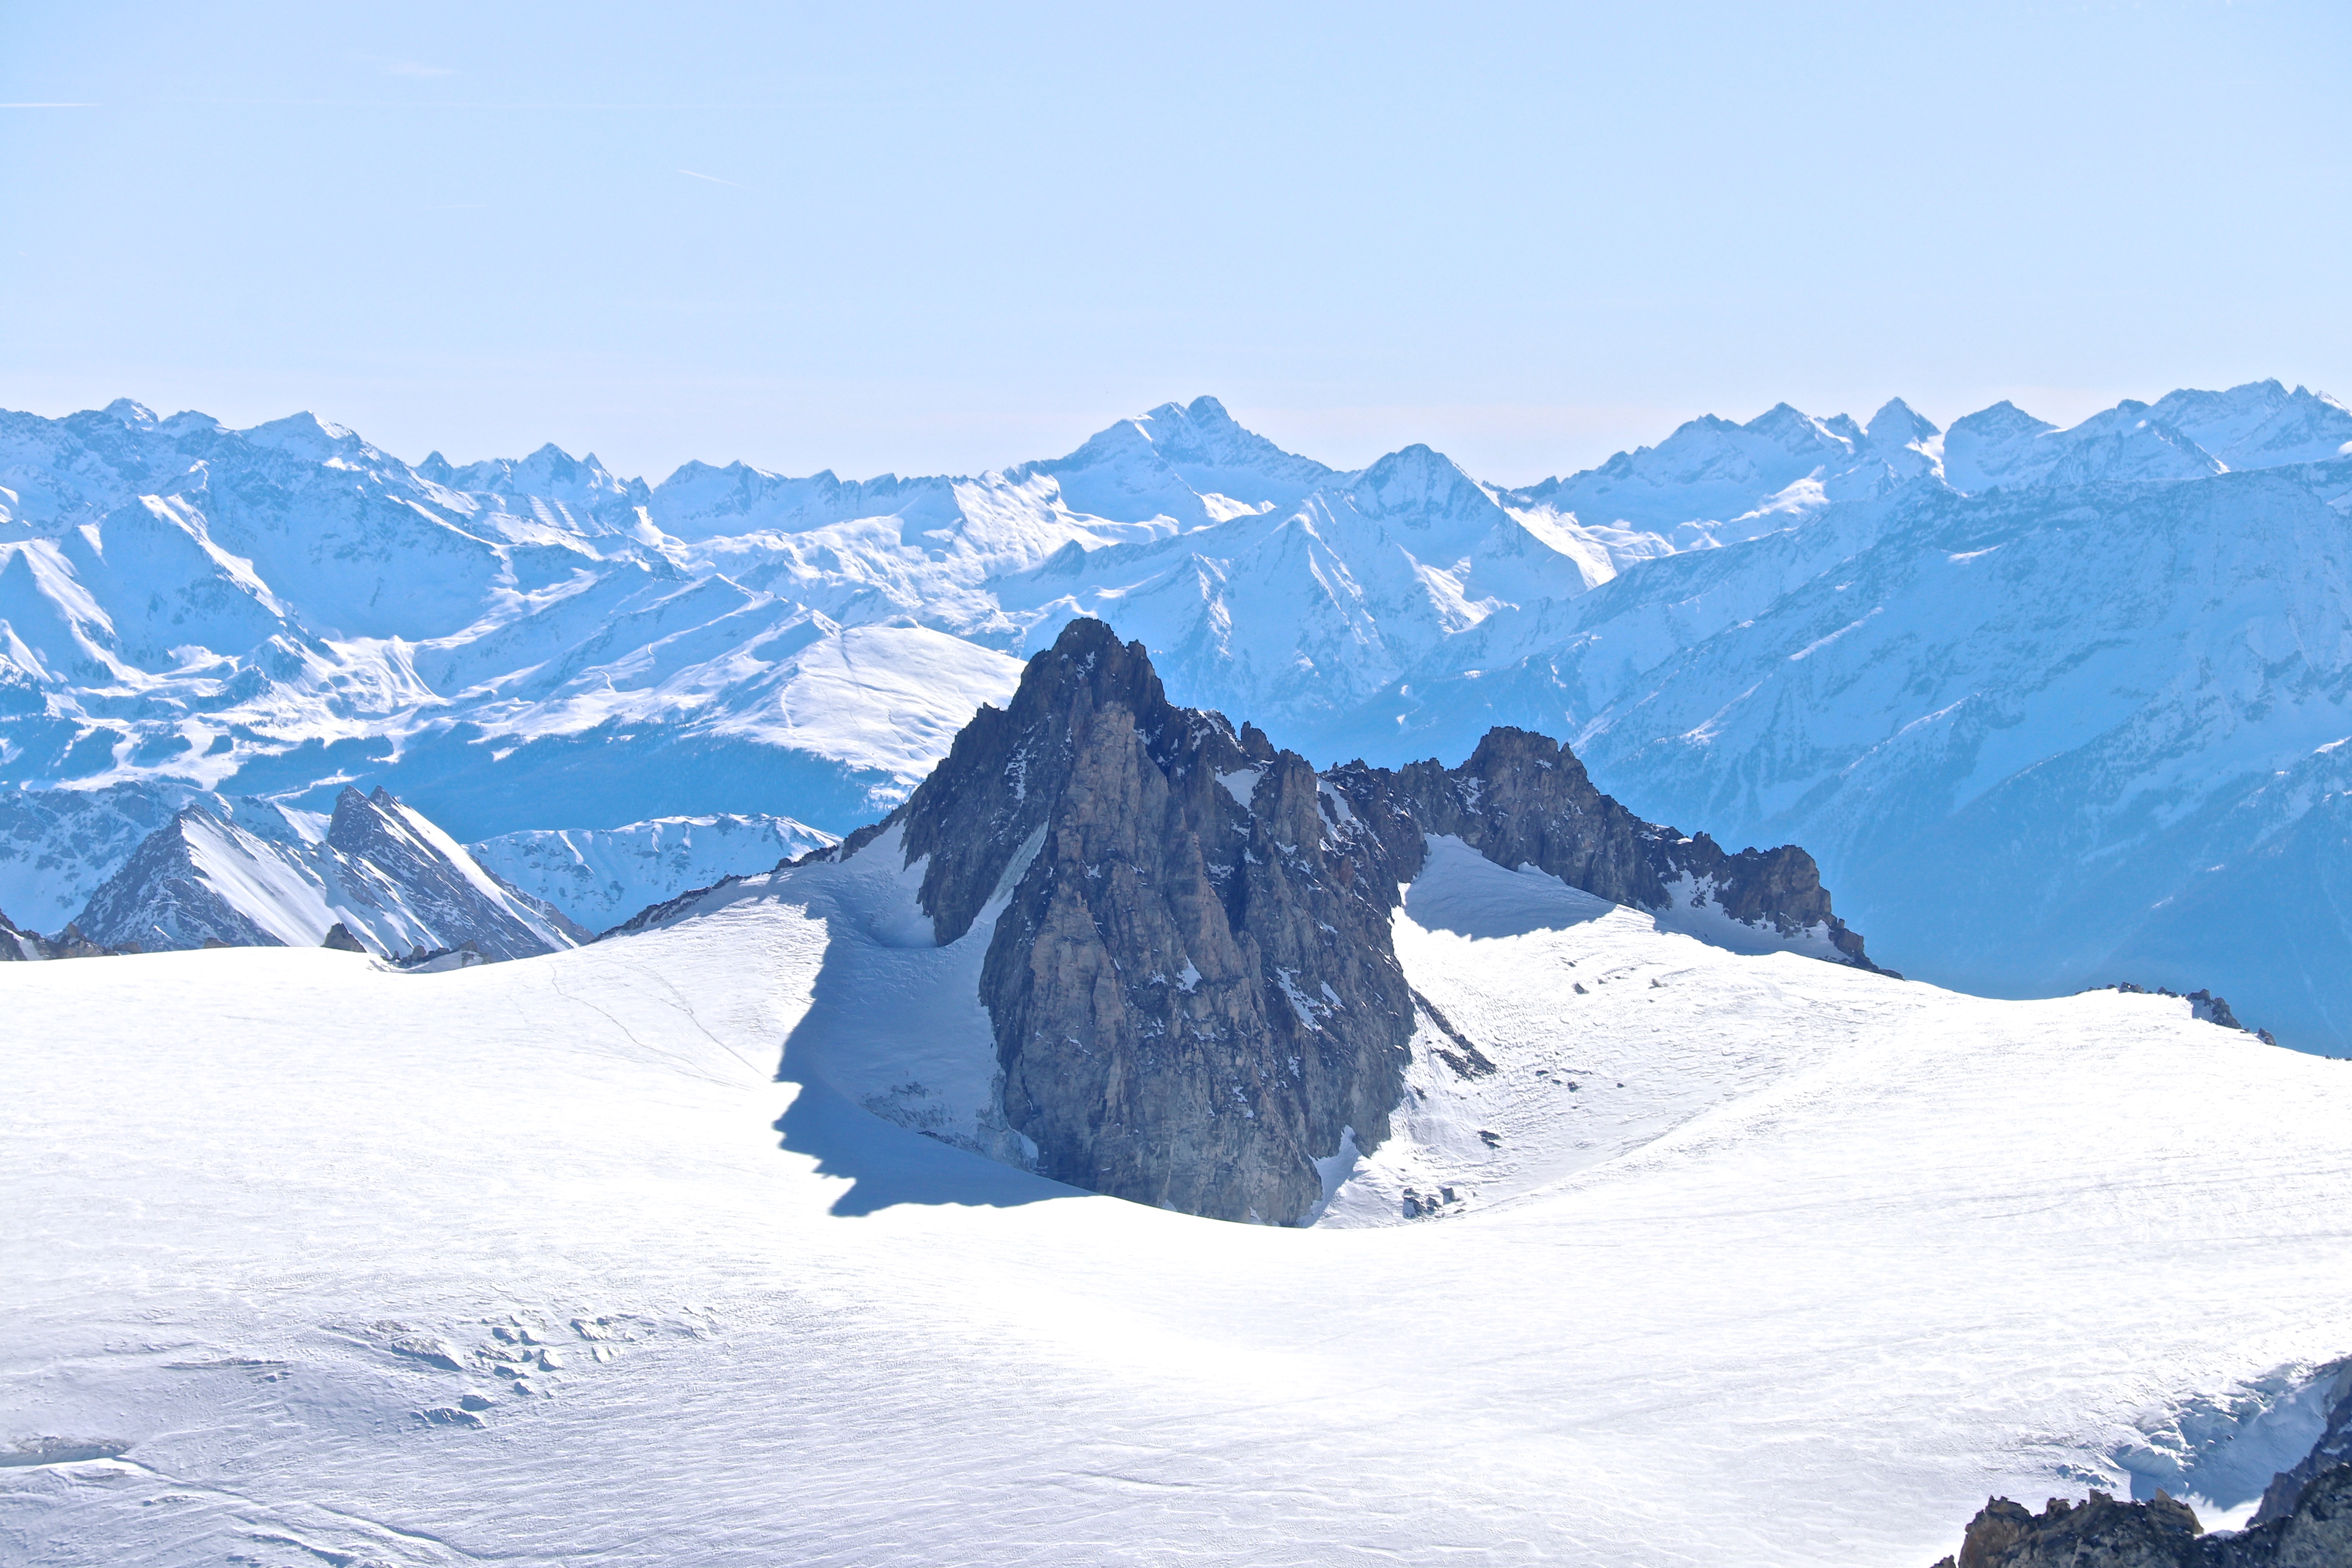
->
<box><xmin>7</xmin><ymin>844</ymin><xmax>2349</xmax><ymax>1567</ymax></box>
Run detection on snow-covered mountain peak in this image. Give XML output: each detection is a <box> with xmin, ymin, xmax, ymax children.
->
<box><xmin>1505</xmin><ymin>398</ymin><xmax>1884</xmax><ymax>548</ymax></box>
<box><xmin>1940</xmin><ymin>395</ymin><xmax>2224</xmax><ymax>493</ymax></box>
<box><xmin>1942</xmin><ymin>400</ymin><xmax>2058</xmax><ymax>493</ymax></box>
<box><xmin>240</xmin><ymin>410</ymin><xmax>368</xmax><ymax>463</ymax></box>
<box><xmin>62</xmin><ymin>784</ymin><xmax>584</xmax><ymax>958</ymax></box>
<box><xmin>2147</xmin><ymin>379</ymin><xmax>2352</xmax><ymax>469</ymax></box>
<box><xmin>1864</xmin><ymin>396</ymin><xmax>1940</xmax><ymax>448</ymax></box>
<box><xmin>1744</xmin><ymin>401</ymin><xmax>1856</xmax><ymax>459</ymax></box>
<box><xmin>1343</xmin><ymin>442</ymin><xmax>1499</xmax><ymax>528</ymax></box>
<box><xmin>1124</xmin><ymin>394</ymin><xmax>1320</xmax><ymax>476</ymax></box>
<box><xmin>1034</xmin><ymin>394</ymin><xmax>1333</xmax><ymax>524</ymax></box>
<box><xmin>98</xmin><ymin>398</ymin><xmax>158</xmax><ymax>431</ymax></box>
<box><xmin>434</xmin><ymin>441</ymin><xmax>648</xmax><ymax>512</ymax></box>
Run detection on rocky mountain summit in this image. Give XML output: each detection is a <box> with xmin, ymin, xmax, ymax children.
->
<box><xmin>824</xmin><ymin>617</ymin><xmax>1880</xmax><ymax>1223</ymax></box>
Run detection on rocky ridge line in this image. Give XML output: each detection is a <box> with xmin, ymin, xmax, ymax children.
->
<box><xmin>832</xmin><ymin>617</ymin><xmax>1884</xmax><ymax>1223</ymax></box>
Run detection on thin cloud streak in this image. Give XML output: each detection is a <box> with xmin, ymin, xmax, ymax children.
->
<box><xmin>146</xmin><ymin>98</ymin><xmax>792</xmax><ymax>110</ymax></box>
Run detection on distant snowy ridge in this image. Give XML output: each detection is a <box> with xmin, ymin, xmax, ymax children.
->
<box><xmin>469</xmin><ymin>813</ymin><xmax>835</xmax><ymax>930</ymax></box>
<box><xmin>69</xmin><ymin>786</ymin><xmax>583</xmax><ymax>960</ymax></box>
<box><xmin>5</xmin><ymin>378</ymin><xmax>2352</xmax><ymax>1044</ymax></box>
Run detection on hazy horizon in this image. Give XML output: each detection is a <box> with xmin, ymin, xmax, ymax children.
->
<box><xmin>5</xmin><ymin>1</ymin><xmax>2346</xmax><ymax>486</ymax></box>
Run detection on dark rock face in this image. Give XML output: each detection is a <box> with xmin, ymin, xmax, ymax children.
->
<box><xmin>2252</xmin><ymin>1362</ymin><xmax>2352</xmax><ymax>1528</ymax></box>
<box><xmin>869</xmin><ymin>619</ymin><xmax>1882</xmax><ymax>1224</ymax></box>
<box><xmin>1931</xmin><ymin>1468</ymin><xmax>2352</xmax><ymax>1567</ymax></box>
<box><xmin>321</xmin><ymin>922</ymin><xmax>368</xmax><ymax>953</ymax></box>
<box><xmin>0</xmin><ymin>907</ymin><xmax>65</xmax><ymax>960</ymax></box>
<box><xmin>1328</xmin><ymin>727</ymin><xmax>1888</xmax><ymax>973</ymax></box>
<box><xmin>893</xmin><ymin>620</ymin><xmax>1417</xmax><ymax>1223</ymax></box>
<box><xmin>75</xmin><ymin>806</ymin><xmax>288</xmax><ymax>950</ymax></box>
<box><xmin>0</xmin><ymin>908</ymin><xmax>38</xmax><ymax>960</ymax></box>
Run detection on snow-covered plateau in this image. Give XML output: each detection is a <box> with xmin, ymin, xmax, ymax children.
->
<box><xmin>4</xmin><ymin>380</ymin><xmax>2352</xmax><ymax>1045</ymax></box>
<box><xmin>6</xmin><ymin>834</ymin><xmax>2350</xmax><ymax>1566</ymax></box>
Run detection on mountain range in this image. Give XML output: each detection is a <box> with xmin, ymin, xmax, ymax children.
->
<box><xmin>3</xmin><ymin>380</ymin><xmax>2348</xmax><ymax>1046</ymax></box>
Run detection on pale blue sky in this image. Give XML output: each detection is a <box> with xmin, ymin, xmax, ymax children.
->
<box><xmin>3</xmin><ymin>2</ymin><xmax>2346</xmax><ymax>485</ymax></box>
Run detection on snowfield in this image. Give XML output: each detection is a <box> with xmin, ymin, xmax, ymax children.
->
<box><xmin>6</xmin><ymin>841</ymin><xmax>2351</xmax><ymax>1566</ymax></box>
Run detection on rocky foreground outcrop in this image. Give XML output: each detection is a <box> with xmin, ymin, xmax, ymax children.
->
<box><xmin>2252</xmin><ymin>1363</ymin><xmax>2352</xmax><ymax>1530</ymax></box>
<box><xmin>1932</xmin><ymin>1468</ymin><xmax>2352</xmax><ymax>1567</ymax></box>
<box><xmin>0</xmin><ymin>908</ymin><xmax>116</xmax><ymax>960</ymax></box>
<box><xmin>1933</xmin><ymin>1368</ymin><xmax>2352</xmax><ymax>1568</ymax></box>
<box><xmin>829</xmin><ymin>618</ymin><xmax>1883</xmax><ymax>1223</ymax></box>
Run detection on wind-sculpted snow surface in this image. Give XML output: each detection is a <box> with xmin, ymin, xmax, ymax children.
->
<box><xmin>5</xmin><ymin>379</ymin><xmax>2352</xmax><ymax>1043</ymax></box>
<box><xmin>7</xmin><ymin>831</ymin><xmax>2352</xmax><ymax>1564</ymax></box>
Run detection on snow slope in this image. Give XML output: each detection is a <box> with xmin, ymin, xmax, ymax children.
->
<box><xmin>468</xmin><ymin>812</ymin><xmax>834</xmax><ymax>931</ymax></box>
<box><xmin>6</xmin><ymin>840</ymin><xmax>2350</xmax><ymax>1566</ymax></box>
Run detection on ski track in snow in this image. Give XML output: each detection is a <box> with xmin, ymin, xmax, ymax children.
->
<box><xmin>7</xmin><ymin>838</ymin><xmax>2351</xmax><ymax>1566</ymax></box>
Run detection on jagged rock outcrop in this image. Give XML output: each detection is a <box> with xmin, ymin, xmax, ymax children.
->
<box><xmin>2089</xmin><ymin>983</ymin><xmax>2278</xmax><ymax>1045</ymax></box>
<box><xmin>1328</xmin><ymin>727</ymin><xmax>1887</xmax><ymax>971</ymax></box>
<box><xmin>1932</xmin><ymin>1468</ymin><xmax>2352</xmax><ymax>1567</ymax></box>
<box><xmin>1</xmin><ymin>907</ymin><xmax>50</xmax><ymax>960</ymax></box>
<box><xmin>73</xmin><ymin>787</ymin><xmax>583</xmax><ymax>960</ymax></box>
<box><xmin>0</xmin><ymin>908</ymin><xmax>122</xmax><ymax>960</ymax></box>
<box><xmin>1</xmin><ymin>907</ymin><xmax>41</xmax><ymax>960</ymax></box>
<box><xmin>2252</xmin><ymin>1363</ymin><xmax>2352</xmax><ymax>1529</ymax></box>
<box><xmin>839</xmin><ymin>618</ymin><xmax>1882</xmax><ymax>1224</ymax></box>
<box><xmin>891</xmin><ymin>620</ymin><xmax>1418</xmax><ymax>1223</ymax></box>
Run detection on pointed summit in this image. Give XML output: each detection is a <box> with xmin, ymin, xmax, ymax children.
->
<box><xmin>1041</xmin><ymin>396</ymin><xmax>1333</xmax><ymax>519</ymax></box>
<box><xmin>1865</xmin><ymin>397</ymin><xmax>1939</xmax><ymax>446</ymax></box>
<box><xmin>1346</xmin><ymin>443</ymin><xmax>1498</xmax><ymax>527</ymax></box>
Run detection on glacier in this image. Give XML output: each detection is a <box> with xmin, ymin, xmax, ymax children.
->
<box><xmin>4</xmin><ymin>380</ymin><xmax>2351</xmax><ymax>1047</ymax></box>
<box><xmin>5</xmin><ymin>834</ymin><xmax>2350</xmax><ymax>1565</ymax></box>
